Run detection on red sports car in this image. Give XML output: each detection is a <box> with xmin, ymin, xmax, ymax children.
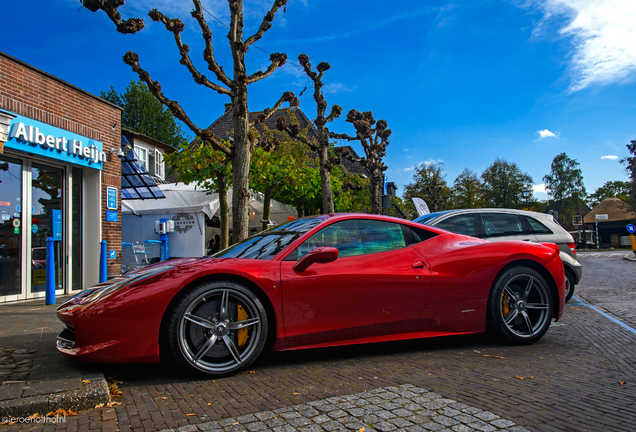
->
<box><xmin>57</xmin><ymin>214</ymin><xmax>566</xmax><ymax>376</ymax></box>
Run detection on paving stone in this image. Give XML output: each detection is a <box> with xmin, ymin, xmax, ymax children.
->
<box><xmin>236</xmin><ymin>415</ymin><xmax>258</xmax><ymax>424</ymax></box>
<box><xmin>388</xmin><ymin>417</ymin><xmax>413</xmax><ymax>427</ymax></box>
<box><xmin>327</xmin><ymin>409</ymin><xmax>347</xmax><ymax>419</ymax></box>
<box><xmin>403</xmin><ymin>403</ymin><xmax>423</xmax><ymax>411</ymax></box>
<box><xmin>255</xmin><ymin>412</ymin><xmax>276</xmax><ymax>421</ymax></box>
<box><xmin>272</xmin><ymin>426</ymin><xmax>296</xmax><ymax>432</ymax></box>
<box><xmin>455</xmin><ymin>414</ymin><xmax>478</xmax><ymax>424</ymax></box>
<box><xmin>179</xmin><ymin>428</ymin><xmax>198</xmax><ymax>432</ymax></box>
<box><xmin>198</xmin><ymin>421</ymin><xmax>221</xmax><ymax>431</ymax></box>
<box><xmin>420</xmin><ymin>421</ymin><xmax>445</xmax><ymax>431</ymax></box>
<box><xmin>265</xmin><ymin>418</ymin><xmax>286</xmax><ymax>428</ymax></box>
<box><xmin>375</xmin><ymin>410</ymin><xmax>397</xmax><ymax>420</ymax></box>
<box><xmin>373</xmin><ymin>421</ymin><xmax>397</xmax><ymax>432</ymax></box>
<box><xmin>299</xmin><ymin>408</ymin><xmax>320</xmax><ymax>418</ymax></box>
<box><xmin>391</xmin><ymin>408</ymin><xmax>413</xmax><ymax>417</ymax></box>
<box><xmin>467</xmin><ymin>420</ymin><xmax>496</xmax><ymax>432</ymax></box>
<box><xmin>362</xmin><ymin>414</ymin><xmax>381</xmax><ymax>424</ymax></box>
<box><xmin>320</xmin><ymin>420</ymin><xmax>345</xmax><ymax>431</ymax></box>
<box><xmin>440</xmin><ymin>408</ymin><xmax>461</xmax><ymax>417</ymax></box>
<box><xmin>287</xmin><ymin>417</ymin><xmax>311</xmax><ymax>428</ymax></box>
<box><xmin>346</xmin><ymin>407</ymin><xmax>368</xmax><ymax>417</ymax></box>
<box><xmin>279</xmin><ymin>411</ymin><xmax>301</xmax><ymax>420</ymax></box>
<box><xmin>474</xmin><ymin>412</ymin><xmax>499</xmax><ymax>422</ymax></box>
<box><xmin>433</xmin><ymin>415</ymin><xmax>459</xmax><ymax>427</ymax></box>
<box><xmin>378</xmin><ymin>402</ymin><xmax>401</xmax><ymax>410</ymax></box>
<box><xmin>219</xmin><ymin>418</ymin><xmax>238</xmax><ymax>427</ymax></box>
<box><xmin>490</xmin><ymin>419</ymin><xmax>516</xmax><ymax>428</ymax></box>
<box><xmin>312</xmin><ymin>415</ymin><xmax>331</xmax><ymax>424</ymax></box>
<box><xmin>245</xmin><ymin>422</ymin><xmax>267</xmax><ymax>432</ymax></box>
<box><xmin>297</xmin><ymin>425</ymin><xmax>324</xmax><ymax>432</ymax></box>
<box><xmin>461</xmin><ymin>407</ymin><xmax>483</xmax><ymax>415</ymax></box>
<box><xmin>451</xmin><ymin>426</ymin><xmax>475</xmax><ymax>432</ymax></box>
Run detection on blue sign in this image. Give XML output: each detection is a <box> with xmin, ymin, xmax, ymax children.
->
<box><xmin>383</xmin><ymin>175</ymin><xmax>388</xmax><ymax>194</ymax></box>
<box><xmin>106</xmin><ymin>210</ymin><xmax>118</xmax><ymax>222</ymax></box>
<box><xmin>31</xmin><ymin>224</ymin><xmax>38</xmax><ymax>234</ymax></box>
<box><xmin>52</xmin><ymin>209</ymin><xmax>62</xmax><ymax>241</ymax></box>
<box><xmin>109</xmin><ymin>250</ymin><xmax>116</xmax><ymax>259</ymax></box>
<box><xmin>6</xmin><ymin>114</ymin><xmax>104</xmax><ymax>170</ymax></box>
<box><xmin>628</xmin><ymin>224</ymin><xmax>636</xmax><ymax>234</ymax></box>
<box><xmin>107</xmin><ymin>187</ymin><xmax>118</xmax><ymax>210</ymax></box>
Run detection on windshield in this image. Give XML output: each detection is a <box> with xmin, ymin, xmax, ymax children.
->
<box><xmin>212</xmin><ymin>218</ymin><xmax>323</xmax><ymax>260</ymax></box>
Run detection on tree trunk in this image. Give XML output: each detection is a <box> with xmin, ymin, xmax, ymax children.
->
<box><xmin>231</xmin><ymin>88</ymin><xmax>251</xmax><ymax>243</ymax></box>
<box><xmin>262</xmin><ymin>185</ymin><xmax>273</xmax><ymax>231</ymax></box>
<box><xmin>297</xmin><ymin>196</ymin><xmax>305</xmax><ymax>217</ymax></box>
<box><xmin>370</xmin><ymin>175</ymin><xmax>382</xmax><ymax>214</ymax></box>
<box><xmin>217</xmin><ymin>171</ymin><xmax>229</xmax><ymax>249</ymax></box>
<box><xmin>318</xmin><ymin>134</ymin><xmax>335</xmax><ymax>213</ymax></box>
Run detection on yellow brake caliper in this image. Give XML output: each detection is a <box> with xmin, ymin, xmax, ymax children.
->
<box><xmin>237</xmin><ymin>303</ymin><xmax>248</xmax><ymax>347</ymax></box>
<box><xmin>501</xmin><ymin>292</ymin><xmax>510</xmax><ymax>318</ymax></box>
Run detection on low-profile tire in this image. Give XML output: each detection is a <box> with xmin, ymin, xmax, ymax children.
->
<box><xmin>487</xmin><ymin>266</ymin><xmax>553</xmax><ymax>345</ymax></box>
<box><xmin>167</xmin><ymin>280</ymin><xmax>268</xmax><ymax>377</ymax></box>
<box><xmin>564</xmin><ymin>272</ymin><xmax>575</xmax><ymax>303</ymax></box>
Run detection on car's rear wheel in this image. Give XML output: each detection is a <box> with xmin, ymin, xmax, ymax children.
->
<box><xmin>167</xmin><ymin>281</ymin><xmax>268</xmax><ymax>376</ymax></box>
<box><xmin>487</xmin><ymin>266</ymin><xmax>553</xmax><ymax>345</ymax></box>
<box><xmin>564</xmin><ymin>271</ymin><xmax>575</xmax><ymax>303</ymax></box>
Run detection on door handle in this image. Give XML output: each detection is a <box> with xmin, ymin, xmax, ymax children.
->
<box><xmin>411</xmin><ymin>261</ymin><xmax>425</xmax><ymax>269</ymax></box>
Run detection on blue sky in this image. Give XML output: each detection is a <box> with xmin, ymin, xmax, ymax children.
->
<box><xmin>3</xmin><ymin>0</ymin><xmax>636</xmax><ymax>201</ymax></box>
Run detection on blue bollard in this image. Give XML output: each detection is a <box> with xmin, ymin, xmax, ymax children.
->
<box><xmin>100</xmin><ymin>240</ymin><xmax>107</xmax><ymax>283</ymax></box>
<box><xmin>45</xmin><ymin>237</ymin><xmax>55</xmax><ymax>305</ymax></box>
<box><xmin>159</xmin><ymin>218</ymin><xmax>169</xmax><ymax>261</ymax></box>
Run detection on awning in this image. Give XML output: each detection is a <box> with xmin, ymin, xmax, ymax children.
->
<box><xmin>120</xmin><ymin>136</ymin><xmax>165</xmax><ymax>200</ymax></box>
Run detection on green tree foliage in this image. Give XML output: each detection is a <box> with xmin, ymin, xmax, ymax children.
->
<box><xmin>587</xmin><ymin>180</ymin><xmax>630</xmax><ymax>208</ymax></box>
<box><xmin>162</xmin><ymin>141</ymin><xmax>231</xmax><ymax>248</ymax></box>
<box><xmin>481</xmin><ymin>158</ymin><xmax>533</xmax><ymax>209</ymax></box>
<box><xmin>448</xmin><ymin>168</ymin><xmax>484</xmax><ymax>209</ymax></box>
<box><xmin>543</xmin><ymin>153</ymin><xmax>586</xmax><ymax>213</ymax></box>
<box><xmin>402</xmin><ymin>161</ymin><xmax>449</xmax><ymax>217</ymax></box>
<box><xmin>620</xmin><ymin>139</ymin><xmax>636</xmax><ymax>206</ymax></box>
<box><xmin>101</xmin><ymin>80</ymin><xmax>190</xmax><ymax>147</ymax></box>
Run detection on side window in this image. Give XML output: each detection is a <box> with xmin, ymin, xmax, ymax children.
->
<box><xmin>481</xmin><ymin>213</ymin><xmax>525</xmax><ymax>237</ymax></box>
<box><xmin>523</xmin><ymin>216</ymin><xmax>553</xmax><ymax>234</ymax></box>
<box><xmin>296</xmin><ymin>220</ymin><xmax>406</xmax><ymax>259</ymax></box>
<box><xmin>435</xmin><ymin>214</ymin><xmax>477</xmax><ymax>236</ymax></box>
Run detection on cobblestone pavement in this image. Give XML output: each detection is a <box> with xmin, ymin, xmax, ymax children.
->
<box><xmin>2</xmin><ymin>255</ymin><xmax>635</xmax><ymax>432</ymax></box>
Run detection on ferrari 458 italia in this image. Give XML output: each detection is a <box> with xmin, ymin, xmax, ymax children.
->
<box><xmin>57</xmin><ymin>214</ymin><xmax>566</xmax><ymax>376</ymax></box>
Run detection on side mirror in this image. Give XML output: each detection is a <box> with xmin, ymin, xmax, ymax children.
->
<box><xmin>292</xmin><ymin>247</ymin><xmax>338</xmax><ymax>272</ymax></box>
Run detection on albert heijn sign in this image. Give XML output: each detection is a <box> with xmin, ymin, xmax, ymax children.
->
<box><xmin>7</xmin><ymin>115</ymin><xmax>105</xmax><ymax>169</ymax></box>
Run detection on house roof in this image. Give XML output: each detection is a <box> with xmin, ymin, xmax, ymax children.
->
<box><xmin>584</xmin><ymin>198</ymin><xmax>636</xmax><ymax>223</ymax></box>
<box><xmin>206</xmin><ymin>104</ymin><xmax>367</xmax><ymax>177</ymax></box>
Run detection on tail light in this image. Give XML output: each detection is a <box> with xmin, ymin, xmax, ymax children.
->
<box><xmin>567</xmin><ymin>242</ymin><xmax>576</xmax><ymax>255</ymax></box>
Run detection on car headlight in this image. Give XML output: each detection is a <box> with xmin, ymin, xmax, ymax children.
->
<box><xmin>72</xmin><ymin>265</ymin><xmax>175</xmax><ymax>305</ymax></box>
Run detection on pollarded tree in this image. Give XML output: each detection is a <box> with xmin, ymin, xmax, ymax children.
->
<box><xmin>276</xmin><ymin>55</ymin><xmax>344</xmax><ymax>213</ymax></box>
<box><xmin>449</xmin><ymin>168</ymin><xmax>484</xmax><ymax>209</ymax></box>
<box><xmin>403</xmin><ymin>161</ymin><xmax>449</xmax><ymax>216</ymax></box>
<box><xmin>332</xmin><ymin>110</ymin><xmax>391</xmax><ymax>214</ymax></box>
<box><xmin>543</xmin><ymin>153</ymin><xmax>586</xmax><ymax>213</ymax></box>
<box><xmin>81</xmin><ymin>0</ymin><xmax>293</xmax><ymax>242</ymax></box>
<box><xmin>481</xmin><ymin>158</ymin><xmax>533</xmax><ymax>209</ymax></box>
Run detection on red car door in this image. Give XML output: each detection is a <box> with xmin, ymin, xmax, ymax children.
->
<box><xmin>278</xmin><ymin>219</ymin><xmax>432</xmax><ymax>349</ymax></box>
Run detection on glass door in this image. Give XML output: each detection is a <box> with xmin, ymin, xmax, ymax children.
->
<box><xmin>30</xmin><ymin>163</ymin><xmax>65</xmax><ymax>294</ymax></box>
<box><xmin>0</xmin><ymin>155</ymin><xmax>23</xmax><ymax>298</ymax></box>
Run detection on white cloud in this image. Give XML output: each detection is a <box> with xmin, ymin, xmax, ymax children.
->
<box><xmin>533</xmin><ymin>183</ymin><xmax>547</xmax><ymax>193</ymax></box>
<box><xmin>601</xmin><ymin>155</ymin><xmax>619</xmax><ymax>160</ymax></box>
<box><xmin>403</xmin><ymin>149</ymin><xmax>409</xmax><ymax>152</ymax></box>
<box><xmin>322</xmin><ymin>83</ymin><xmax>358</xmax><ymax>94</ymax></box>
<box><xmin>404</xmin><ymin>167</ymin><xmax>414</xmax><ymax>172</ymax></box>
<box><xmin>528</xmin><ymin>0</ymin><xmax>636</xmax><ymax>91</ymax></box>
<box><xmin>535</xmin><ymin>129</ymin><xmax>560</xmax><ymax>140</ymax></box>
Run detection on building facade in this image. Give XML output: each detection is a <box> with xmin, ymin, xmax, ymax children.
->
<box><xmin>0</xmin><ymin>52</ymin><xmax>122</xmax><ymax>302</ymax></box>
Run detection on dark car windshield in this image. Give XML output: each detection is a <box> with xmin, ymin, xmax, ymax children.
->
<box><xmin>212</xmin><ymin>218</ymin><xmax>323</xmax><ymax>260</ymax></box>
<box><xmin>414</xmin><ymin>210</ymin><xmax>454</xmax><ymax>225</ymax></box>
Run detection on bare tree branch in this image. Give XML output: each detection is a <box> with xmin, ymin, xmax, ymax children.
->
<box><xmin>81</xmin><ymin>0</ymin><xmax>144</xmax><ymax>33</ymax></box>
<box><xmin>149</xmin><ymin>9</ymin><xmax>231</xmax><ymax>95</ymax></box>
<box><xmin>244</xmin><ymin>0</ymin><xmax>288</xmax><ymax>48</ymax></box>
<box><xmin>191</xmin><ymin>0</ymin><xmax>233</xmax><ymax>88</ymax></box>
<box><xmin>123</xmin><ymin>52</ymin><xmax>232</xmax><ymax>156</ymax></box>
<box><xmin>252</xmin><ymin>92</ymin><xmax>295</xmax><ymax>127</ymax></box>
<box><xmin>246</xmin><ymin>53</ymin><xmax>288</xmax><ymax>84</ymax></box>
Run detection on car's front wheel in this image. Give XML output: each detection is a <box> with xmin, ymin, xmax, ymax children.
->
<box><xmin>487</xmin><ymin>266</ymin><xmax>553</xmax><ymax>345</ymax></box>
<box><xmin>564</xmin><ymin>272</ymin><xmax>575</xmax><ymax>303</ymax></box>
<box><xmin>167</xmin><ymin>281</ymin><xmax>268</xmax><ymax>376</ymax></box>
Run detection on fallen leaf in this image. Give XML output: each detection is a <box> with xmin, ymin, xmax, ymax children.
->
<box><xmin>161</xmin><ymin>397</ymin><xmax>167</xmax><ymax>400</ymax></box>
<box><xmin>292</xmin><ymin>392</ymin><xmax>301</xmax><ymax>395</ymax></box>
<box><xmin>82</xmin><ymin>380</ymin><xmax>90</xmax><ymax>384</ymax></box>
<box><xmin>186</xmin><ymin>413</ymin><xmax>197</xmax><ymax>416</ymax></box>
<box><xmin>232</xmin><ymin>422</ymin><xmax>239</xmax><ymax>425</ymax></box>
<box><xmin>246</xmin><ymin>371</ymin><xmax>256</xmax><ymax>374</ymax></box>
<box><xmin>94</xmin><ymin>403</ymin><xmax>105</xmax><ymax>409</ymax></box>
<box><xmin>359</xmin><ymin>428</ymin><xmax>366</xmax><ymax>432</ymax></box>
<box><xmin>483</xmin><ymin>355</ymin><xmax>505</xmax><ymax>359</ymax></box>
<box><xmin>619</xmin><ymin>381</ymin><xmax>626</xmax><ymax>386</ymax></box>
<box><xmin>515</xmin><ymin>376</ymin><xmax>525</xmax><ymax>380</ymax></box>
<box><xmin>208</xmin><ymin>403</ymin><xmax>212</xmax><ymax>406</ymax></box>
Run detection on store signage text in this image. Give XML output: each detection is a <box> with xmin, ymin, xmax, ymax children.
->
<box><xmin>9</xmin><ymin>122</ymin><xmax>106</xmax><ymax>165</ymax></box>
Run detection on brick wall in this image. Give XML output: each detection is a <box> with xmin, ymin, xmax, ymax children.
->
<box><xmin>0</xmin><ymin>52</ymin><xmax>123</xmax><ymax>277</ymax></box>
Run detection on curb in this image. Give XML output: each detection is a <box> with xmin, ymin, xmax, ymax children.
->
<box><xmin>0</xmin><ymin>369</ymin><xmax>110</xmax><ymax>419</ymax></box>
<box><xmin>623</xmin><ymin>252</ymin><xmax>636</xmax><ymax>262</ymax></box>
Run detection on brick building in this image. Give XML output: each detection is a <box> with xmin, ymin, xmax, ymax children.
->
<box><xmin>0</xmin><ymin>51</ymin><xmax>122</xmax><ymax>302</ymax></box>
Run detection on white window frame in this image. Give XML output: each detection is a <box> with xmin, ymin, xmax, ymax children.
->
<box><xmin>134</xmin><ymin>145</ymin><xmax>149</xmax><ymax>171</ymax></box>
<box><xmin>154</xmin><ymin>149</ymin><xmax>165</xmax><ymax>180</ymax></box>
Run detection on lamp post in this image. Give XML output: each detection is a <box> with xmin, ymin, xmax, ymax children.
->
<box><xmin>522</xmin><ymin>190</ymin><xmax>530</xmax><ymax>210</ymax></box>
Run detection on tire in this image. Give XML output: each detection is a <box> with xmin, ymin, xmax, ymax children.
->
<box><xmin>167</xmin><ymin>280</ymin><xmax>268</xmax><ymax>377</ymax></box>
<box><xmin>564</xmin><ymin>272</ymin><xmax>575</xmax><ymax>303</ymax></box>
<box><xmin>487</xmin><ymin>266</ymin><xmax>553</xmax><ymax>345</ymax></box>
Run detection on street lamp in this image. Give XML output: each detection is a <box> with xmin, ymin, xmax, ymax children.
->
<box><xmin>522</xmin><ymin>190</ymin><xmax>530</xmax><ymax>210</ymax></box>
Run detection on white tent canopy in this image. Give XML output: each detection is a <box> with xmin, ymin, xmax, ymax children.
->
<box><xmin>122</xmin><ymin>182</ymin><xmax>298</xmax><ymax>226</ymax></box>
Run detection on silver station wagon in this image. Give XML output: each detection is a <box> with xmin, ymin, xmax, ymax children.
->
<box><xmin>414</xmin><ymin>208</ymin><xmax>582</xmax><ymax>302</ymax></box>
